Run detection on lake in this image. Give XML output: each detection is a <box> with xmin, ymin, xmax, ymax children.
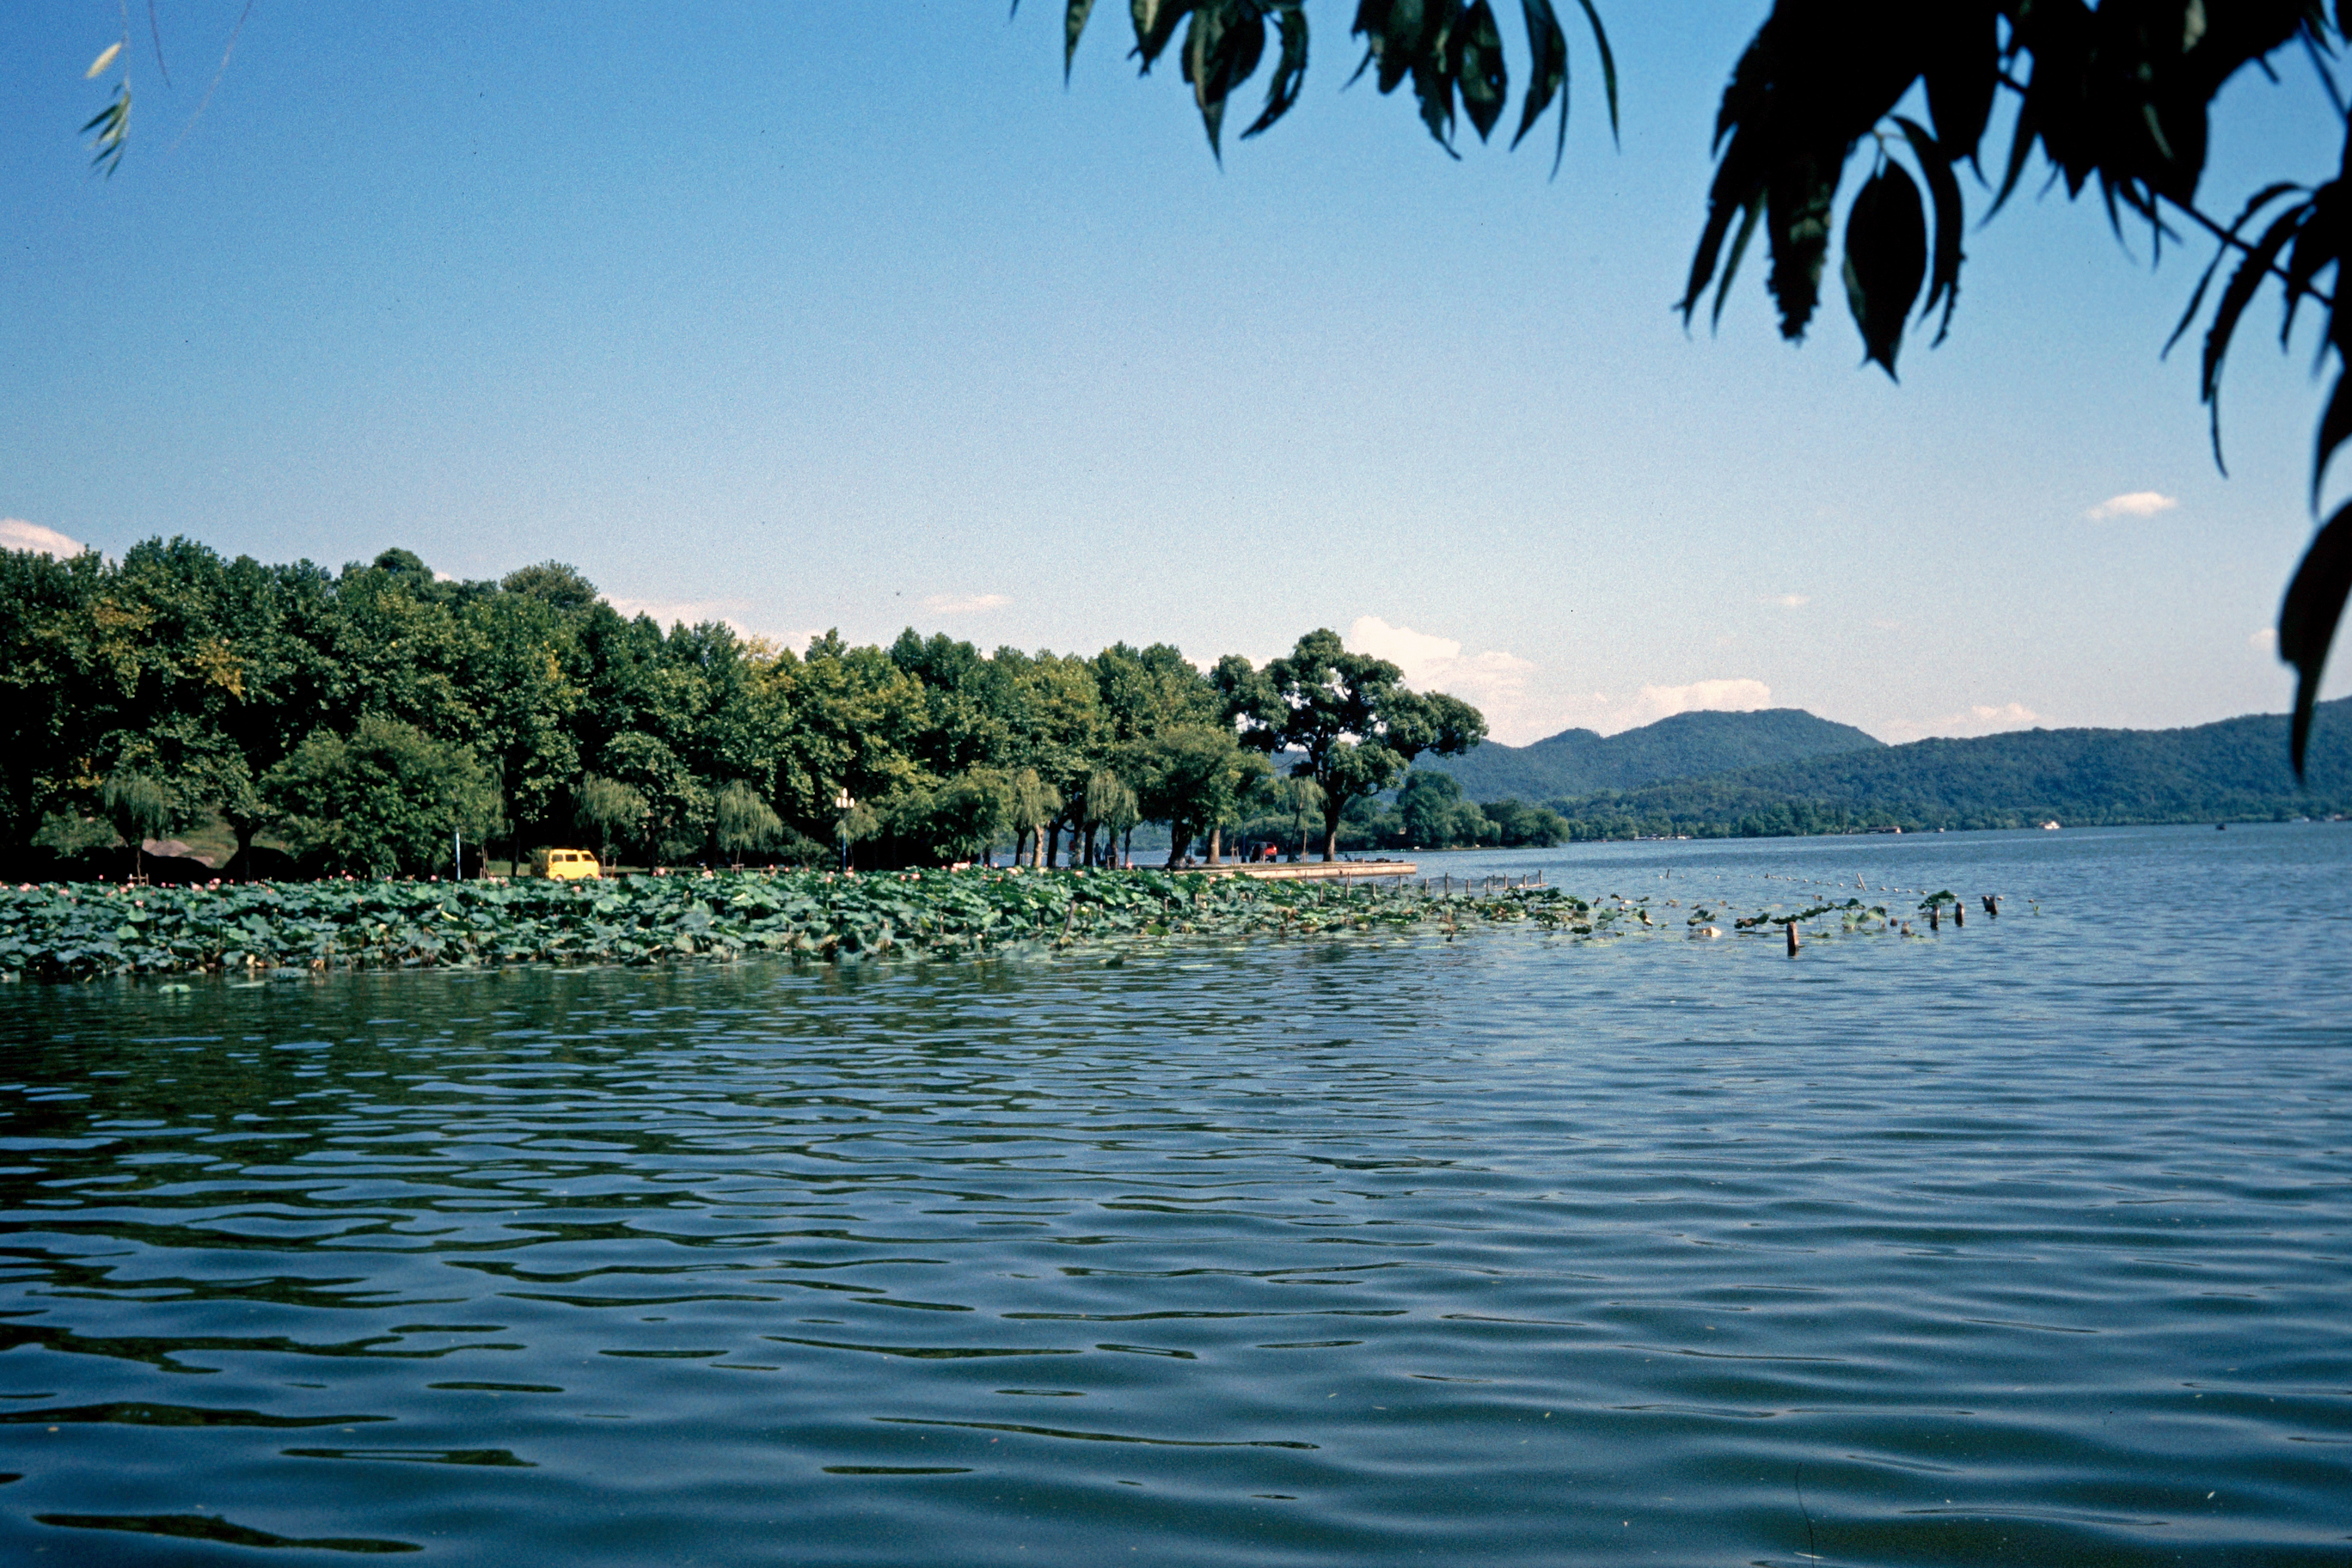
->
<box><xmin>3</xmin><ymin>824</ymin><xmax>2349</xmax><ymax>1565</ymax></box>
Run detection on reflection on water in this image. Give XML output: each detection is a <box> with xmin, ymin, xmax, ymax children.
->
<box><xmin>2</xmin><ymin>824</ymin><xmax>2349</xmax><ymax>1565</ymax></box>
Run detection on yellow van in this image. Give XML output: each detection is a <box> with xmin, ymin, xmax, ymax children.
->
<box><xmin>531</xmin><ymin>848</ymin><xmax>603</xmax><ymax>880</ymax></box>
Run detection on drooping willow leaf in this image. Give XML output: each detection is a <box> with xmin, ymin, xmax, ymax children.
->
<box><xmin>2281</xmin><ymin>501</ymin><xmax>2352</xmax><ymax>775</ymax></box>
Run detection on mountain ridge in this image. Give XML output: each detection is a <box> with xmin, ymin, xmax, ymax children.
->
<box><xmin>1531</xmin><ymin>697</ymin><xmax>2352</xmax><ymax>835</ymax></box>
<box><xmin>1430</xmin><ymin>707</ymin><xmax>1883</xmax><ymax>800</ymax></box>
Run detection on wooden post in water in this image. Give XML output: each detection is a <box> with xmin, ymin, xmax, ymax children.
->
<box><xmin>1982</xmin><ymin>894</ymin><xmax>1998</xmax><ymax>917</ymax></box>
<box><xmin>1953</xmin><ymin>900</ymin><xmax>1964</xmax><ymax>928</ymax></box>
<box><xmin>1785</xmin><ymin>920</ymin><xmax>1800</xmax><ymax>957</ymax></box>
<box><xmin>1929</xmin><ymin>904</ymin><xmax>1939</xmax><ymax>930</ymax></box>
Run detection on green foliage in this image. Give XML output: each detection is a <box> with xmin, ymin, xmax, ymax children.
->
<box><xmin>1534</xmin><ymin>698</ymin><xmax>2352</xmax><ymax>841</ymax></box>
<box><xmin>264</xmin><ymin>717</ymin><xmax>499</xmax><ymax>878</ymax></box>
<box><xmin>1219</xmin><ymin>629</ymin><xmax>1485</xmax><ymax>859</ymax></box>
<box><xmin>100</xmin><ymin>774</ymin><xmax>176</xmax><ymax>867</ymax></box>
<box><xmin>0</xmin><ymin>867</ymin><xmax>1663</xmax><ymax>982</ymax></box>
<box><xmin>1124</xmin><ymin>726</ymin><xmax>1274</xmax><ymax>863</ymax></box>
<box><xmin>1045</xmin><ymin>0</ymin><xmax>1612</xmax><ymax>164</ymax></box>
<box><xmin>0</xmin><ymin>536</ymin><xmax>1482</xmax><ymax>880</ymax></box>
<box><xmin>576</xmin><ymin>775</ymin><xmax>648</xmax><ymax>862</ymax></box>
<box><xmin>714</xmin><ymin>780</ymin><xmax>785</xmax><ymax>856</ymax></box>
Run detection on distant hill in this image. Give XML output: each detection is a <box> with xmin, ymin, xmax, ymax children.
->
<box><xmin>1538</xmin><ymin>698</ymin><xmax>2352</xmax><ymax>837</ymax></box>
<box><xmin>1430</xmin><ymin>707</ymin><xmax>1884</xmax><ymax>801</ymax></box>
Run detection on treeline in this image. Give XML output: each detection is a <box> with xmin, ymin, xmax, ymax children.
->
<box><xmin>1525</xmin><ymin>701</ymin><xmax>2352</xmax><ymax>840</ymax></box>
<box><xmin>0</xmin><ymin>538</ymin><xmax>1487</xmax><ymax>879</ymax></box>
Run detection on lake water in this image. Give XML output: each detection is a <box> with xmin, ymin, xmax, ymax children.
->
<box><xmin>3</xmin><ymin>824</ymin><xmax>2349</xmax><ymax>1565</ymax></box>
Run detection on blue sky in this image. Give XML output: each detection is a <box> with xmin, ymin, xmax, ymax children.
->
<box><xmin>3</xmin><ymin>3</ymin><xmax>2345</xmax><ymax>744</ymax></box>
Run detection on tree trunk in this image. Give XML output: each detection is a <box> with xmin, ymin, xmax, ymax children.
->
<box><xmin>1165</xmin><ymin>821</ymin><xmax>1188</xmax><ymax>869</ymax></box>
<box><xmin>1206</xmin><ymin>825</ymin><xmax>1222</xmax><ymax>865</ymax></box>
<box><xmin>1122</xmin><ymin>826</ymin><xmax>1133</xmax><ymax>868</ymax></box>
<box><xmin>1045</xmin><ymin>823</ymin><xmax>1061</xmax><ymax>868</ymax></box>
<box><xmin>1321</xmin><ymin>794</ymin><xmax>1344</xmax><ymax>861</ymax></box>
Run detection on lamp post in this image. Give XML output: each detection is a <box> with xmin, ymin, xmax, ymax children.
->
<box><xmin>835</xmin><ymin>788</ymin><xmax>855</xmax><ymax>873</ymax></box>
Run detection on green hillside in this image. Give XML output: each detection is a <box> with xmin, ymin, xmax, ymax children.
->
<box><xmin>1538</xmin><ymin>699</ymin><xmax>2352</xmax><ymax>839</ymax></box>
<box><xmin>1430</xmin><ymin>707</ymin><xmax>1884</xmax><ymax>800</ymax></box>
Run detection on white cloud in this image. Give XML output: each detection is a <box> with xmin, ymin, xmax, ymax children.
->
<box><xmin>2086</xmin><ymin>491</ymin><xmax>2177</xmax><ymax>521</ymax></box>
<box><xmin>1347</xmin><ymin>616</ymin><xmax>1543</xmax><ymax>739</ymax></box>
<box><xmin>1878</xmin><ymin>701</ymin><xmax>2043</xmax><ymax>744</ymax></box>
<box><xmin>920</xmin><ymin>591</ymin><xmax>1011</xmax><ymax>616</ymax></box>
<box><xmin>1620</xmin><ymin>677</ymin><xmax>1774</xmax><ymax>727</ymax></box>
<box><xmin>1343</xmin><ymin>619</ymin><xmax>1798</xmax><ymax>743</ymax></box>
<box><xmin>2249</xmin><ymin>626</ymin><xmax>2278</xmax><ymax>651</ymax></box>
<box><xmin>1</xmin><ymin>518</ymin><xmax>85</xmax><ymax>557</ymax></box>
<box><xmin>1762</xmin><ymin>592</ymin><xmax>1810</xmax><ymax>609</ymax></box>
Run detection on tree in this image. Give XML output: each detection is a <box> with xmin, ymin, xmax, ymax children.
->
<box><xmin>1125</xmin><ymin>726</ymin><xmax>1275</xmax><ymax>867</ymax></box>
<box><xmin>924</xmin><ymin>769</ymin><xmax>1019</xmax><ymax>865</ymax></box>
<box><xmin>770</xmin><ymin>632</ymin><xmax>928</xmax><ymax>838</ymax></box>
<box><xmin>1007</xmin><ymin>766</ymin><xmax>1061</xmax><ymax>867</ymax></box>
<box><xmin>1094</xmin><ymin>642</ymin><xmax>1219</xmax><ymax>741</ymax></box>
<box><xmin>595</xmin><ymin>731</ymin><xmax>707</xmax><ymax>864</ymax></box>
<box><xmin>714</xmin><ymin>779</ymin><xmax>785</xmax><ymax>861</ymax></box>
<box><xmin>1275</xmin><ymin>775</ymin><xmax>1325</xmax><ymax>862</ymax></box>
<box><xmin>265</xmin><ymin>716</ymin><xmax>498</xmax><ymax>878</ymax></box>
<box><xmin>576</xmin><ymin>774</ymin><xmax>648</xmax><ymax>865</ymax></box>
<box><xmin>1078</xmin><ymin>767</ymin><xmax>1138</xmax><ymax>867</ymax></box>
<box><xmin>0</xmin><ymin>544</ymin><xmax>112</xmax><ymax>867</ymax></box>
<box><xmin>1085</xmin><ymin>769</ymin><xmax>1141</xmax><ymax>867</ymax></box>
<box><xmin>1217</xmin><ymin>629</ymin><xmax>1485</xmax><ymax>860</ymax></box>
<box><xmin>100</xmin><ymin>773</ymin><xmax>175</xmax><ymax>879</ymax></box>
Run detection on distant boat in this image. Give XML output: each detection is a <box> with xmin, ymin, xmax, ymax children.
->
<box><xmin>2041</xmin><ymin>820</ymin><xmax>2061</xmax><ymax>830</ymax></box>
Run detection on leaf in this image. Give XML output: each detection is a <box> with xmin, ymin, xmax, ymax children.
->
<box><xmin>1130</xmin><ymin>0</ymin><xmax>1196</xmax><ymax>72</ymax></box>
<box><xmin>1921</xmin><ymin>3</ymin><xmax>1996</xmax><ymax>163</ymax></box>
<box><xmin>1988</xmin><ymin>84</ymin><xmax>2042</xmax><ymax>219</ymax></box>
<box><xmin>1176</xmin><ymin>2</ymin><xmax>1270</xmax><ymax>156</ymax></box>
<box><xmin>1709</xmin><ymin>193</ymin><xmax>1766</xmax><ymax>329</ymax></box>
<box><xmin>1241</xmin><ymin>3</ymin><xmax>1309</xmax><ymax>138</ymax></box>
<box><xmin>2279</xmin><ymin>499</ymin><xmax>2352</xmax><ymax>776</ymax></box>
<box><xmin>1512</xmin><ymin>0</ymin><xmax>1567</xmax><ymax>162</ymax></box>
<box><xmin>2200</xmin><ymin>199</ymin><xmax>2312</xmax><ymax>474</ymax></box>
<box><xmin>1767</xmin><ymin>156</ymin><xmax>1839</xmax><ymax>340</ymax></box>
<box><xmin>1681</xmin><ymin>150</ymin><xmax>1761</xmax><ymax>326</ymax></box>
<box><xmin>1895</xmin><ymin>117</ymin><xmax>1964</xmax><ymax>344</ymax></box>
<box><xmin>1568</xmin><ymin>0</ymin><xmax>1615</xmax><ymax>143</ymax></box>
<box><xmin>1066</xmin><ymin>0</ymin><xmax>1099</xmax><ymax>79</ymax></box>
<box><xmin>2161</xmin><ymin>181</ymin><xmax>2303</xmax><ymax>358</ymax></box>
<box><xmin>1453</xmin><ymin>0</ymin><xmax>1506</xmax><ymax>142</ymax></box>
<box><xmin>87</xmin><ymin>41</ymin><xmax>124</xmax><ymax>79</ymax></box>
<box><xmin>2282</xmin><ymin>183</ymin><xmax>2343</xmax><ymax>349</ymax></box>
<box><xmin>2315</xmin><ymin>364</ymin><xmax>2352</xmax><ymax>516</ymax></box>
<box><xmin>81</xmin><ymin>86</ymin><xmax>131</xmax><ymax>177</ymax></box>
<box><xmin>1841</xmin><ymin>159</ymin><xmax>1927</xmax><ymax>377</ymax></box>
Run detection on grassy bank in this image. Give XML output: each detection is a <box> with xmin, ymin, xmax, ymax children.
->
<box><xmin>0</xmin><ymin>868</ymin><xmax>1693</xmax><ymax>982</ymax></box>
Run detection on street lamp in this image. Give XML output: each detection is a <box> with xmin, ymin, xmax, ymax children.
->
<box><xmin>835</xmin><ymin>788</ymin><xmax>855</xmax><ymax>873</ymax></box>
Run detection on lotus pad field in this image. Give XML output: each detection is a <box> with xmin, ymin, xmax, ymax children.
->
<box><xmin>0</xmin><ymin>870</ymin><xmax>1704</xmax><ymax>981</ymax></box>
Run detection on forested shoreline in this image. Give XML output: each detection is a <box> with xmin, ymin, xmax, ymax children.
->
<box><xmin>2</xmin><ymin>538</ymin><xmax>1517</xmax><ymax>881</ymax></box>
